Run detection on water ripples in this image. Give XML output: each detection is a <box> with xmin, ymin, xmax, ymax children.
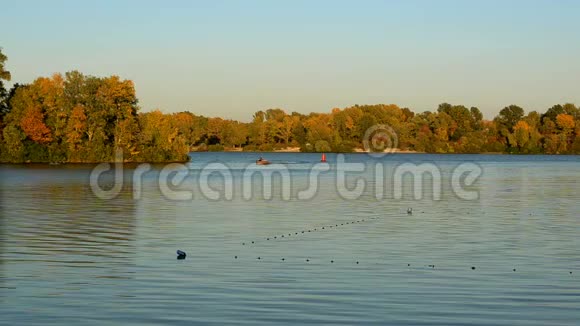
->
<box><xmin>1</xmin><ymin>154</ymin><xmax>580</xmax><ymax>325</ymax></box>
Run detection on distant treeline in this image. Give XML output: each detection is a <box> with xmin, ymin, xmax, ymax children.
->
<box><xmin>1</xmin><ymin>50</ymin><xmax>579</xmax><ymax>163</ymax></box>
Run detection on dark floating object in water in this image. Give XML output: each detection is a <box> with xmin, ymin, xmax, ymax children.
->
<box><xmin>267</xmin><ymin>238</ymin><xmax>270</xmax><ymax>240</ymax></box>
<box><xmin>407</xmin><ymin>208</ymin><xmax>413</xmax><ymax>215</ymax></box>
<box><xmin>242</xmin><ymin>242</ymin><xmax>245</xmax><ymax>245</ymax></box>
<box><xmin>302</xmin><ymin>231</ymin><xmax>305</xmax><ymax>233</ymax></box>
<box><xmin>256</xmin><ymin>157</ymin><xmax>271</xmax><ymax>165</ymax></box>
<box><xmin>330</xmin><ymin>260</ymin><xmax>334</xmax><ymax>263</ymax></box>
<box><xmin>407</xmin><ymin>264</ymin><xmax>411</xmax><ymax>266</ymax></box>
<box><xmin>251</xmin><ymin>241</ymin><xmax>254</xmax><ymax>244</ymax></box>
<box><xmin>306</xmin><ymin>259</ymin><xmax>310</xmax><ymax>262</ymax></box>
<box><xmin>257</xmin><ymin>257</ymin><xmax>261</xmax><ymax>260</ymax></box>
<box><xmin>176</xmin><ymin>250</ymin><xmax>186</xmax><ymax>260</ymax></box>
<box><xmin>471</xmin><ymin>266</ymin><xmax>476</xmax><ymax>270</ymax></box>
<box><xmin>295</xmin><ymin>232</ymin><xmax>298</xmax><ymax>235</ymax></box>
<box><xmin>356</xmin><ymin>261</ymin><xmax>359</xmax><ymax>264</ymax></box>
<box><xmin>322</xmin><ymin>227</ymin><xmax>325</xmax><ymax>229</ymax></box>
<box><xmin>274</xmin><ymin>236</ymin><xmax>277</xmax><ymax>239</ymax></box>
<box><xmin>281</xmin><ymin>258</ymin><xmax>285</xmax><ymax>261</ymax></box>
<box><xmin>428</xmin><ymin>264</ymin><xmax>435</xmax><ymax>269</ymax></box>
<box><xmin>235</xmin><ymin>256</ymin><xmax>238</xmax><ymax>259</ymax></box>
<box><xmin>513</xmin><ymin>268</ymin><xmax>516</xmax><ymax>272</ymax></box>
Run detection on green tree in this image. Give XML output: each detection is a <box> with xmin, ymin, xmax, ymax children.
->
<box><xmin>470</xmin><ymin>107</ymin><xmax>483</xmax><ymax>130</ymax></box>
<box><xmin>249</xmin><ymin>110</ymin><xmax>267</xmax><ymax>146</ymax></box>
<box><xmin>0</xmin><ymin>48</ymin><xmax>10</xmax><ymax>81</ymax></box>
<box><xmin>0</xmin><ymin>48</ymin><xmax>11</xmax><ymax>120</ymax></box>
<box><xmin>437</xmin><ymin>103</ymin><xmax>474</xmax><ymax>141</ymax></box>
<box><xmin>220</xmin><ymin>120</ymin><xmax>247</xmax><ymax>148</ymax></box>
<box><xmin>542</xmin><ymin>104</ymin><xmax>560</xmax><ymax>123</ymax></box>
<box><xmin>495</xmin><ymin>105</ymin><xmax>524</xmax><ymax>132</ymax></box>
<box><xmin>356</xmin><ymin>113</ymin><xmax>377</xmax><ymax>142</ymax></box>
<box><xmin>1</xmin><ymin>124</ymin><xmax>25</xmax><ymax>162</ymax></box>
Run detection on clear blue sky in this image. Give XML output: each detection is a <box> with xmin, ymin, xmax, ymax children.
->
<box><xmin>2</xmin><ymin>0</ymin><xmax>580</xmax><ymax>120</ymax></box>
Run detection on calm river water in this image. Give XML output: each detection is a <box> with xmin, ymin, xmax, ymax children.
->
<box><xmin>1</xmin><ymin>153</ymin><xmax>579</xmax><ymax>325</ymax></box>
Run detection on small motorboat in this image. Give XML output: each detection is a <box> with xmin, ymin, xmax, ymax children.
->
<box><xmin>256</xmin><ymin>157</ymin><xmax>271</xmax><ymax>165</ymax></box>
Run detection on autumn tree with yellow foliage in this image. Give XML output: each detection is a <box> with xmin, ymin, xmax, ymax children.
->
<box><xmin>1</xmin><ymin>48</ymin><xmax>580</xmax><ymax>162</ymax></box>
<box><xmin>0</xmin><ymin>69</ymin><xmax>189</xmax><ymax>163</ymax></box>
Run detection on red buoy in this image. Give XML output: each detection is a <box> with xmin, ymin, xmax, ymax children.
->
<box><xmin>321</xmin><ymin>153</ymin><xmax>327</xmax><ymax>162</ymax></box>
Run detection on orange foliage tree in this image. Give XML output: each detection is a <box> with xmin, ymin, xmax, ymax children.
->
<box><xmin>20</xmin><ymin>106</ymin><xmax>52</xmax><ymax>143</ymax></box>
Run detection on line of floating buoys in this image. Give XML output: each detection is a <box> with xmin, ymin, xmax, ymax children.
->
<box><xmin>178</xmin><ymin>208</ymin><xmax>577</xmax><ymax>276</ymax></box>
<box><xmin>224</xmin><ymin>257</ymin><xmax>575</xmax><ymax>274</ymax></box>
<box><xmin>239</xmin><ymin>216</ymin><xmax>382</xmax><ymax>247</ymax></box>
